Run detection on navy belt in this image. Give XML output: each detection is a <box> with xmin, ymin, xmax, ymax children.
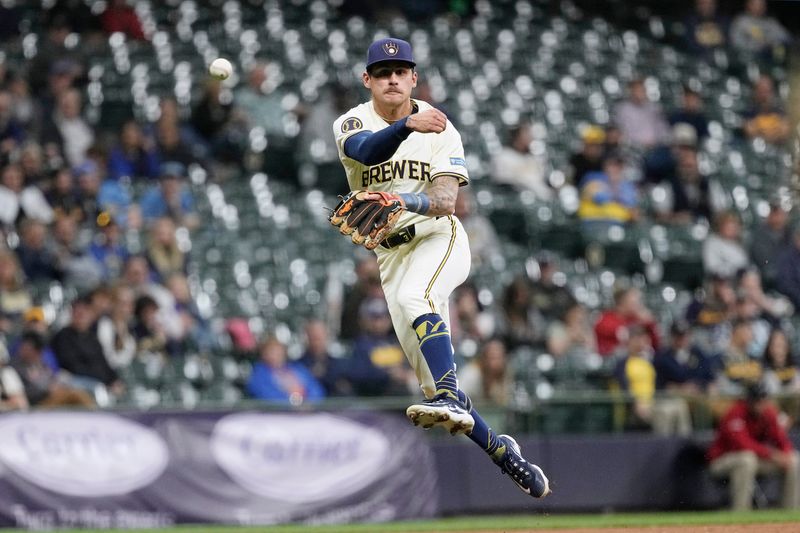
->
<box><xmin>380</xmin><ymin>225</ymin><xmax>416</xmax><ymax>249</ymax></box>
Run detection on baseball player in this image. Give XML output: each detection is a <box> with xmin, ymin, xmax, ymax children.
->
<box><xmin>331</xmin><ymin>37</ymin><xmax>550</xmax><ymax>498</ymax></box>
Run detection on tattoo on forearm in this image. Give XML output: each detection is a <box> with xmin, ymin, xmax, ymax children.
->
<box><xmin>426</xmin><ymin>176</ymin><xmax>459</xmax><ymax>216</ymax></box>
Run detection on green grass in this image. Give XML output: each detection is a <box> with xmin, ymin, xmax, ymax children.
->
<box><xmin>4</xmin><ymin>510</ymin><xmax>800</xmax><ymax>533</ymax></box>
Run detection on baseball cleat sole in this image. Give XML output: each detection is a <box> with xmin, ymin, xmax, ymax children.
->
<box><xmin>406</xmin><ymin>405</ymin><xmax>475</xmax><ymax>436</ymax></box>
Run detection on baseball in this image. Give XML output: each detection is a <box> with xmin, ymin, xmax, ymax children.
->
<box><xmin>209</xmin><ymin>58</ymin><xmax>233</xmax><ymax>80</ymax></box>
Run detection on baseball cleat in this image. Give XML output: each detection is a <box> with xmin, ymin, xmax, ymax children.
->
<box><xmin>493</xmin><ymin>434</ymin><xmax>551</xmax><ymax>498</ymax></box>
<box><xmin>406</xmin><ymin>394</ymin><xmax>475</xmax><ymax>435</ymax></box>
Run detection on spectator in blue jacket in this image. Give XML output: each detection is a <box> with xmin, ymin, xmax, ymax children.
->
<box><xmin>107</xmin><ymin>120</ymin><xmax>160</xmax><ymax>181</ymax></box>
<box><xmin>139</xmin><ymin>161</ymin><xmax>199</xmax><ymax>229</ymax></box>
<box><xmin>247</xmin><ymin>336</ymin><xmax>324</xmax><ymax>404</ymax></box>
<box><xmin>777</xmin><ymin>224</ymin><xmax>800</xmax><ymax>311</ymax></box>
<box><xmin>654</xmin><ymin>320</ymin><xmax>719</xmax><ymax>392</ymax></box>
<box><xmin>347</xmin><ymin>297</ymin><xmax>414</xmax><ymax>397</ymax></box>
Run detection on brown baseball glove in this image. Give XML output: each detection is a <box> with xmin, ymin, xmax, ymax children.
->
<box><xmin>329</xmin><ymin>190</ymin><xmax>405</xmax><ymax>250</ymax></box>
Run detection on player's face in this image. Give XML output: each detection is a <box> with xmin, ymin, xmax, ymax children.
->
<box><xmin>363</xmin><ymin>62</ymin><xmax>417</xmax><ymax>107</ymax></box>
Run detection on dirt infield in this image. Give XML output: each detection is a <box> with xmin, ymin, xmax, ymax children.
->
<box><xmin>469</xmin><ymin>525</ymin><xmax>799</xmax><ymax>533</ymax></box>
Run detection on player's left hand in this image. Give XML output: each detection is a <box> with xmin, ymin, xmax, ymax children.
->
<box><xmin>329</xmin><ymin>190</ymin><xmax>405</xmax><ymax>250</ymax></box>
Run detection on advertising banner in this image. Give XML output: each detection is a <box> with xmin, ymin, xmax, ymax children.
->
<box><xmin>0</xmin><ymin>410</ymin><xmax>438</xmax><ymax>529</ymax></box>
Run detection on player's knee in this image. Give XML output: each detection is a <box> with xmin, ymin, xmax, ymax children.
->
<box><xmin>396</xmin><ymin>291</ymin><xmax>429</xmax><ymax>319</ymax></box>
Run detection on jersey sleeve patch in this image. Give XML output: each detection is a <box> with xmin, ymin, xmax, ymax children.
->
<box><xmin>449</xmin><ymin>157</ymin><xmax>467</xmax><ymax>167</ymax></box>
<box><xmin>341</xmin><ymin>117</ymin><xmax>363</xmax><ymax>133</ymax></box>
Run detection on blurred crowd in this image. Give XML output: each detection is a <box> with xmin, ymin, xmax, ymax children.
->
<box><xmin>0</xmin><ymin>0</ymin><xmax>797</xmax><ymax>439</ymax></box>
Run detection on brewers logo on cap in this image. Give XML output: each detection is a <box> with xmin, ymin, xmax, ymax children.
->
<box><xmin>382</xmin><ymin>41</ymin><xmax>399</xmax><ymax>56</ymax></box>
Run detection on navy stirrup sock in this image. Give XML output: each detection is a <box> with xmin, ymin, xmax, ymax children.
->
<box><xmin>412</xmin><ymin>313</ymin><xmax>458</xmax><ymax>399</ymax></box>
<box><xmin>458</xmin><ymin>390</ymin><xmax>506</xmax><ymax>460</ymax></box>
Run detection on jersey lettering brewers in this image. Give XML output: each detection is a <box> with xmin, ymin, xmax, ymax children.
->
<box><xmin>334</xmin><ymin>99</ymin><xmax>469</xmax><ymax>231</ymax></box>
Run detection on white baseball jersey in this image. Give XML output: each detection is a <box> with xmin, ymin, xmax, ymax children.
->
<box><xmin>333</xmin><ymin>98</ymin><xmax>469</xmax><ymax>230</ymax></box>
<box><xmin>332</xmin><ymin>98</ymin><xmax>472</xmax><ymax>399</ymax></box>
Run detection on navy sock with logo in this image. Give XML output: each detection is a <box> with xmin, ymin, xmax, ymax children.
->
<box><xmin>457</xmin><ymin>390</ymin><xmax>506</xmax><ymax>460</ymax></box>
<box><xmin>412</xmin><ymin>313</ymin><xmax>458</xmax><ymax>399</ymax></box>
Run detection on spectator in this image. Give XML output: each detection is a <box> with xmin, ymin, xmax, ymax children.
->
<box><xmin>154</xmin><ymin>119</ymin><xmax>194</xmax><ymax>168</ymax></box>
<box><xmin>490</xmin><ymin>123</ymin><xmax>551</xmax><ymax>199</ymax></box>
<box><xmin>0</xmin><ymin>163</ymin><xmax>54</xmax><ymax>226</ymax></box>
<box><xmin>568</xmin><ymin>125</ymin><xmax>606</xmax><ymax>186</ymax></box>
<box><xmin>133</xmin><ymin>294</ymin><xmax>174</xmax><ymax>358</ymax></box>
<box><xmin>547</xmin><ymin>302</ymin><xmax>597</xmax><ymax>362</ymax></box>
<box><xmin>530</xmin><ymin>254</ymin><xmax>577</xmax><ymax>322</ymax></box>
<box><xmin>166</xmin><ymin>273</ymin><xmax>213</xmax><ymax>352</ymax></box>
<box><xmin>52</xmin><ymin>214</ymin><xmax>105</xmax><ymax>288</ymax></box>
<box><xmin>654</xmin><ymin>320</ymin><xmax>718</xmax><ymax>393</ymax></box>
<box><xmin>0</xmin><ymin>250</ymin><xmax>33</xmax><ymax>321</ymax></box>
<box><xmin>736</xmin><ymin>266</ymin><xmax>792</xmax><ymax>322</ymax></box>
<box><xmin>668</xmin><ymin>139</ymin><xmax>712</xmax><ymax>223</ymax></box>
<box><xmin>615</xmin><ymin>325</ymin><xmax>692</xmax><ymax>436</ymax></box>
<box><xmin>146</xmin><ymin>217</ymin><xmax>186</xmax><ymax>282</ymax></box>
<box><xmin>88</xmin><ymin>212</ymin><xmax>129</xmax><ymax>280</ymax></box>
<box><xmin>339</xmin><ymin>255</ymin><xmax>383</xmax><ymax>340</ymax></box>
<box><xmin>668</xmin><ymin>86</ymin><xmax>710</xmax><ymax>140</ymax></box>
<box><xmin>594</xmin><ymin>286</ymin><xmax>660</xmax><ymax>357</ymax></box>
<box><xmin>100</xmin><ymin>0</ymin><xmax>146</xmax><ymax>41</ymax></box>
<box><xmin>298</xmin><ymin>319</ymin><xmax>351</xmax><ymax>396</ymax></box>
<box><xmin>122</xmin><ymin>255</ymin><xmax>185</xmax><ymax>342</ymax></box>
<box><xmin>762</xmin><ymin>329</ymin><xmax>800</xmax><ymax>395</ymax></box>
<box><xmin>0</xmin><ymin>351</ymin><xmax>28</xmax><ymax>411</ymax></box>
<box><xmin>348</xmin><ymin>298</ymin><xmax>414</xmax><ymax>396</ymax></box>
<box><xmin>11</xmin><ymin>331</ymin><xmax>94</xmax><ymax>407</ymax></box>
<box><xmin>777</xmin><ymin>224</ymin><xmax>800</xmax><ymax>310</ymax></box>
<box><xmin>51</xmin><ymin>295</ymin><xmax>123</xmax><ymax>394</ymax></box>
<box><xmin>742</xmin><ymin>76</ymin><xmax>790</xmax><ymax>145</ymax></box>
<box><xmin>683</xmin><ymin>0</ymin><xmax>729</xmax><ymax>54</ymax></box>
<box><xmin>139</xmin><ymin>162</ymin><xmax>199</xmax><ymax>229</ymax></box>
<box><xmin>247</xmin><ymin>336</ymin><xmax>324</xmax><ymax>404</ymax></box>
<box><xmin>16</xmin><ymin>306</ymin><xmax>60</xmax><ymax>372</ymax></box>
<box><xmin>18</xmin><ymin>142</ymin><xmax>48</xmax><ymax>188</ymax></box>
<box><xmin>707</xmin><ymin>384</ymin><xmax>799</xmax><ymax>510</ymax></box>
<box><xmin>96</xmin><ymin>284</ymin><xmax>136</xmax><ymax>370</ymax></box>
<box><xmin>734</xmin><ymin>294</ymin><xmax>772</xmax><ymax>360</ymax></box>
<box><xmin>107</xmin><ymin>120</ymin><xmax>160</xmax><ymax>181</ymax></box>
<box><xmin>716</xmin><ymin>319</ymin><xmax>762</xmax><ymax>395</ymax></box>
<box><xmin>0</xmin><ymin>90</ymin><xmax>24</xmax><ymax>158</ymax></box>
<box><xmin>643</xmin><ymin>122</ymin><xmax>699</xmax><ymax>185</ymax></box>
<box><xmin>8</xmin><ymin>77</ymin><xmax>40</xmax><ymax>142</ymax></box>
<box><xmin>449</xmin><ymin>283</ymin><xmax>497</xmax><ymax>358</ymax></box>
<box><xmin>750</xmin><ymin>202</ymin><xmax>791</xmax><ymax>289</ymax></box>
<box><xmin>151</xmin><ymin>97</ymin><xmax>207</xmax><ymax>162</ymax></box>
<box><xmin>43</xmin><ymin>88</ymin><xmax>94</xmax><ymax>167</ymax></box>
<box><xmin>459</xmin><ymin>338</ymin><xmax>511</xmax><ymax>406</ymax></box>
<box><xmin>730</xmin><ymin>0</ymin><xmax>791</xmax><ymax>61</ymax></box>
<box><xmin>613</xmin><ymin>78</ymin><xmax>671</xmax><ymax>149</ymax></box>
<box><xmin>454</xmin><ymin>190</ymin><xmax>500</xmax><ymax>269</ymax></box>
<box><xmin>46</xmin><ymin>167</ymin><xmax>82</xmax><ymax>221</ymax></box>
<box><xmin>499</xmin><ymin>276</ymin><xmax>546</xmax><ymax>351</ymax></box>
<box><xmin>702</xmin><ymin>211</ymin><xmax>749</xmax><ymax>279</ymax></box>
<box><xmin>191</xmin><ymin>79</ymin><xmax>233</xmax><ymax>147</ymax></box>
<box><xmin>15</xmin><ymin>218</ymin><xmax>62</xmax><ymax>282</ymax></box>
<box><xmin>578</xmin><ymin>154</ymin><xmax>639</xmax><ymax>230</ymax></box>
<box><xmin>686</xmin><ymin>274</ymin><xmax>737</xmax><ymax>355</ymax></box>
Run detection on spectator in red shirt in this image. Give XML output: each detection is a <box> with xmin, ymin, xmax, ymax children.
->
<box><xmin>707</xmin><ymin>384</ymin><xmax>799</xmax><ymax>510</ymax></box>
<box><xmin>100</xmin><ymin>0</ymin><xmax>146</xmax><ymax>41</ymax></box>
<box><xmin>594</xmin><ymin>287</ymin><xmax>660</xmax><ymax>357</ymax></box>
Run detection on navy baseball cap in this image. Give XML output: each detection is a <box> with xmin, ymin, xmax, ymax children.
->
<box><xmin>366</xmin><ymin>38</ymin><xmax>416</xmax><ymax>71</ymax></box>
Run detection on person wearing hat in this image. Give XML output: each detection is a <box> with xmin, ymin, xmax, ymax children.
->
<box><xmin>332</xmin><ymin>37</ymin><xmax>550</xmax><ymax>498</ymax></box>
<box><xmin>567</xmin><ymin>125</ymin><xmax>607</xmax><ymax>185</ymax></box>
<box><xmin>668</xmin><ymin>85</ymin><xmax>710</xmax><ymax>140</ymax></box>
<box><xmin>653</xmin><ymin>319</ymin><xmax>717</xmax><ymax>393</ymax></box>
<box><xmin>707</xmin><ymin>383</ymin><xmax>799</xmax><ymax>510</ymax></box>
